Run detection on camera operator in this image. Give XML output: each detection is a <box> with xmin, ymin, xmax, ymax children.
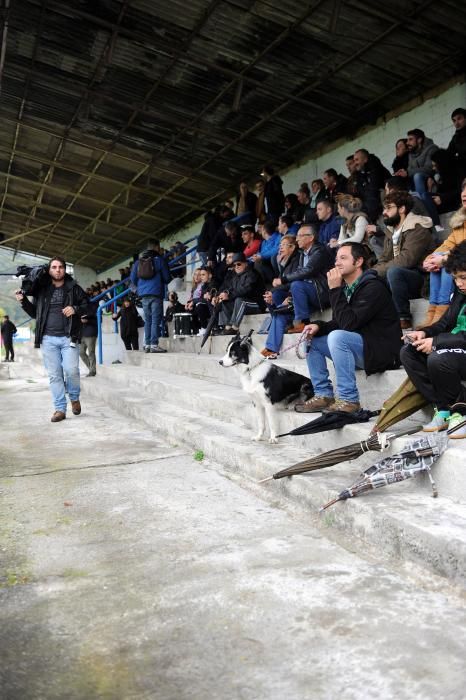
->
<box><xmin>15</xmin><ymin>256</ymin><xmax>89</xmax><ymax>422</ymax></box>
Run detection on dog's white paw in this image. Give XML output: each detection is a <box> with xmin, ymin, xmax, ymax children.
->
<box><xmin>268</xmin><ymin>436</ymin><xmax>279</xmax><ymax>444</ymax></box>
<box><xmin>252</xmin><ymin>434</ymin><xmax>264</xmax><ymax>442</ymax></box>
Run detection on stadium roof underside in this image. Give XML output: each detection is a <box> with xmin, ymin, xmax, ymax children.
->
<box><xmin>0</xmin><ymin>0</ymin><xmax>465</xmax><ymax>271</ymax></box>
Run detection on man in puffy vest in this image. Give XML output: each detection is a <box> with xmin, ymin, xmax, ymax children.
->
<box><xmin>130</xmin><ymin>239</ymin><xmax>171</xmax><ymax>353</ymax></box>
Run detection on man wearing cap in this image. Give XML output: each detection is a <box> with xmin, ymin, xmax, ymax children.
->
<box><xmin>216</xmin><ymin>253</ymin><xmax>265</xmax><ymax>334</ymax></box>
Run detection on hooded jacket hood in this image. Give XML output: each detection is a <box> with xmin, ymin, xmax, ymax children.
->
<box><xmin>449</xmin><ymin>207</ymin><xmax>466</xmax><ymax>230</ymax></box>
<box><xmin>386</xmin><ymin>210</ymin><xmax>433</xmax><ymax>235</ymax></box>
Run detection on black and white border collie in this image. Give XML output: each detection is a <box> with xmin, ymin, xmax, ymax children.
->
<box><xmin>219</xmin><ymin>331</ymin><xmax>313</xmax><ymax>443</ymax></box>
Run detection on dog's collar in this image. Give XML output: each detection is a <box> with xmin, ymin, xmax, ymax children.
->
<box><xmin>245</xmin><ymin>357</ymin><xmax>266</xmax><ymax>373</ymax></box>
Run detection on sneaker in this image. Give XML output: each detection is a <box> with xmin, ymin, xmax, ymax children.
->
<box><xmin>51</xmin><ymin>410</ymin><xmax>66</xmax><ymax>422</ymax></box>
<box><xmin>295</xmin><ymin>395</ymin><xmax>334</xmax><ymax>413</ymax></box>
<box><xmin>71</xmin><ymin>400</ymin><xmax>81</xmax><ymax>415</ymax></box>
<box><xmin>260</xmin><ymin>348</ymin><xmax>278</xmax><ymax>359</ymax></box>
<box><xmin>422</xmin><ymin>410</ymin><xmax>449</xmax><ymax>432</ymax></box>
<box><xmin>326</xmin><ymin>398</ymin><xmax>361</xmax><ymax>414</ymax></box>
<box><xmin>150</xmin><ymin>346</ymin><xmax>167</xmax><ymax>353</ymax></box>
<box><xmin>144</xmin><ymin>346</ymin><xmax>150</xmax><ymax>353</ymax></box>
<box><xmin>447</xmin><ymin>412</ymin><xmax>466</xmax><ymax>439</ymax></box>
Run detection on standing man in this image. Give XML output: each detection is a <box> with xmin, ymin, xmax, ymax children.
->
<box><xmin>295</xmin><ymin>242</ymin><xmax>402</xmax><ymax>414</ymax></box>
<box><xmin>15</xmin><ymin>257</ymin><xmax>89</xmax><ymax>422</ymax></box>
<box><xmin>80</xmin><ymin>301</ymin><xmax>98</xmax><ymax>377</ymax></box>
<box><xmin>130</xmin><ymin>239</ymin><xmax>171</xmax><ymax>353</ymax></box>
<box><xmin>447</xmin><ymin>107</ymin><xmax>466</xmax><ymax>182</ymax></box>
<box><xmin>1</xmin><ymin>315</ymin><xmax>17</xmax><ymax>362</ymax></box>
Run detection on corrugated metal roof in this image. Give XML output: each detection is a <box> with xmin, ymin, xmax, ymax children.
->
<box><xmin>0</xmin><ymin>0</ymin><xmax>465</xmax><ymax>269</ymax></box>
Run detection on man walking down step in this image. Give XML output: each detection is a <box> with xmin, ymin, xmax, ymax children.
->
<box><xmin>130</xmin><ymin>239</ymin><xmax>171</xmax><ymax>353</ymax></box>
<box><xmin>1</xmin><ymin>315</ymin><xmax>17</xmax><ymax>362</ymax></box>
<box><xmin>15</xmin><ymin>256</ymin><xmax>89</xmax><ymax>422</ymax></box>
<box><xmin>296</xmin><ymin>242</ymin><xmax>402</xmax><ymax>415</ymax></box>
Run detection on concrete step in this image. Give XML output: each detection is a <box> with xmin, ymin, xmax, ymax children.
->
<box><xmin>80</xmin><ymin>368</ymin><xmax>466</xmax><ymax>587</ymax></box>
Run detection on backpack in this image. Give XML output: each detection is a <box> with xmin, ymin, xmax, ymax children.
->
<box><xmin>137</xmin><ymin>253</ymin><xmax>155</xmax><ymax>279</ymax></box>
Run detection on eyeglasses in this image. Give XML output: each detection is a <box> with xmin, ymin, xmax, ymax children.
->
<box><xmin>233</xmin><ymin>262</ymin><xmax>245</xmax><ymax>267</ymax></box>
<box><xmin>296</xmin><ymin>233</ymin><xmax>312</xmax><ymax>238</ymax></box>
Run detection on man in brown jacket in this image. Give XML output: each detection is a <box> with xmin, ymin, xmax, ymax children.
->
<box><xmin>373</xmin><ymin>191</ymin><xmax>434</xmax><ymax>329</ymax></box>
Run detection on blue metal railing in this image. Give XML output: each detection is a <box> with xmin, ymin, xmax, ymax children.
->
<box><xmin>97</xmin><ymin>286</ymin><xmax>132</xmax><ymax>365</ymax></box>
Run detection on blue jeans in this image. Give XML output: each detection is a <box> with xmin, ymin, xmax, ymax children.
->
<box><xmin>412</xmin><ymin>173</ymin><xmax>439</xmax><ymax>225</ymax></box>
<box><xmin>142</xmin><ymin>296</ymin><xmax>163</xmax><ymax>346</ymax></box>
<box><xmin>41</xmin><ymin>335</ymin><xmax>80</xmax><ymax>413</ymax></box>
<box><xmin>291</xmin><ymin>280</ymin><xmax>327</xmax><ymax>322</ymax></box>
<box><xmin>306</xmin><ymin>330</ymin><xmax>365</xmax><ymax>403</ymax></box>
<box><xmin>265</xmin><ymin>289</ymin><xmax>292</xmax><ymax>353</ymax></box>
<box><xmin>386</xmin><ymin>267</ymin><xmax>424</xmax><ymax>319</ymax></box>
<box><xmin>429</xmin><ymin>268</ymin><xmax>454</xmax><ymax>305</ymax></box>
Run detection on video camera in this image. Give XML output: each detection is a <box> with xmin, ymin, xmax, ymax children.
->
<box><xmin>15</xmin><ymin>264</ymin><xmax>48</xmax><ymax>296</ymax></box>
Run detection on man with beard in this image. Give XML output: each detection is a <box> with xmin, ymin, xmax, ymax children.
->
<box><xmin>373</xmin><ymin>191</ymin><xmax>434</xmax><ymax>329</ymax></box>
<box><xmin>398</xmin><ymin>128</ymin><xmax>438</xmax><ymax>197</ymax></box>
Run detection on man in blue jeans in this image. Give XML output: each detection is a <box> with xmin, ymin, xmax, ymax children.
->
<box><xmin>16</xmin><ymin>256</ymin><xmax>89</xmax><ymax>422</ymax></box>
<box><xmin>130</xmin><ymin>239</ymin><xmax>171</xmax><ymax>353</ymax></box>
<box><xmin>295</xmin><ymin>242</ymin><xmax>402</xmax><ymax>414</ymax></box>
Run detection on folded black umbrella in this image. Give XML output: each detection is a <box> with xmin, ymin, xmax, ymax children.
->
<box><xmin>277</xmin><ymin>408</ymin><xmax>380</xmax><ymax>438</ymax></box>
<box><xmin>198</xmin><ymin>302</ymin><xmax>222</xmax><ymax>353</ymax></box>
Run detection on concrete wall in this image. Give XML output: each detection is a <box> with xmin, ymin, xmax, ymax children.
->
<box><xmin>100</xmin><ymin>77</ymin><xmax>466</xmax><ymax>280</ymax></box>
<box><xmin>73</xmin><ymin>264</ymin><xmax>98</xmax><ymax>290</ymax></box>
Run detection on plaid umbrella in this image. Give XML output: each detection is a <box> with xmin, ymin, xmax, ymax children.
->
<box><xmin>319</xmin><ymin>432</ymin><xmax>450</xmax><ymax>511</ymax></box>
<box><xmin>370</xmin><ymin>377</ymin><xmax>429</xmax><ymax>434</ymax></box>
<box><xmin>258</xmin><ymin>424</ymin><xmax>422</xmax><ymax>484</ymax></box>
<box><xmin>277</xmin><ymin>408</ymin><xmax>380</xmax><ymax>438</ymax></box>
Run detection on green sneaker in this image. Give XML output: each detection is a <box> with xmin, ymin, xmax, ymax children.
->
<box><xmin>448</xmin><ymin>413</ymin><xmax>466</xmax><ymax>440</ymax></box>
<box><xmin>422</xmin><ymin>409</ymin><xmax>449</xmax><ymax>432</ymax></box>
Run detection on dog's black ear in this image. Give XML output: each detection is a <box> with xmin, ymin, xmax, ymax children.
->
<box><xmin>240</xmin><ymin>329</ymin><xmax>254</xmax><ymax>346</ymax></box>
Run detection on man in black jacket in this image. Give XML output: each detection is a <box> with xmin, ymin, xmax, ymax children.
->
<box><xmin>217</xmin><ymin>253</ymin><xmax>265</xmax><ymax>334</ymax></box>
<box><xmin>280</xmin><ymin>224</ymin><xmax>331</xmax><ymax>334</ymax></box>
<box><xmin>80</xmin><ymin>301</ymin><xmax>98</xmax><ymax>377</ymax></box>
<box><xmin>400</xmin><ymin>241</ymin><xmax>466</xmax><ymax>437</ymax></box>
<box><xmin>354</xmin><ymin>148</ymin><xmax>391</xmax><ymax>222</ymax></box>
<box><xmin>296</xmin><ymin>242</ymin><xmax>402</xmax><ymax>414</ymax></box>
<box><xmin>1</xmin><ymin>315</ymin><xmax>17</xmax><ymax>362</ymax></box>
<box><xmin>16</xmin><ymin>256</ymin><xmax>89</xmax><ymax>422</ymax></box>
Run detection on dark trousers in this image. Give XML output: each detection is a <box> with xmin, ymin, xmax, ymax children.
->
<box><xmin>3</xmin><ymin>339</ymin><xmax>14</xmax><ymax>360</ymax></box>
<box><xmin>400</xmin><ymin>343</ymin><xmax>466</xmax><ymax>411</ymax></box>
<box><xmin>386</xmin><ymin>267</ymin><xmax>424</xmax><ymax>319</ymax></box>
<box><xmin>122</xmin><ymin>333</ymin><xmax>139</xmax><ymax>350</ymax></box>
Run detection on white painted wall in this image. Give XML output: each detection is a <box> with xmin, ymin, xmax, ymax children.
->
<box><xmin>73</xmin><ymin>264</ymin><xmax>98</xmax><ymax>290</ymax></box>
<box><xmin>100</xmin><ymin>78</ymin><xmax>466</xmax><ymax>280</ymax></box>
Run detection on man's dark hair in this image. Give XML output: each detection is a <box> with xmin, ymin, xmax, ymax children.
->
<box><xmin>451</xmin><ymin>108</ymin><xmax>466</xmax><ymax>119</ymax></box>
<box><xmin>225</xmin><ymin>221</ymin><xmax>239</xmax><ymax>235</ymax></box>
<box><xmin>318</xmin><ymin>198</ymin><xmax>333</xmax><ymax>209</ymax></box>
<box><xmin>355</xmin><ymin>148</ymin><xmax>369</xmax><ymax>158</ymax></box>
<box><xmin>48</xmin><ymin>255</ymin><xmax>66</xmax><ymax>269</ymax></box>
<box><xmin>262</xmin><ymin>220</ymin><xmax>276</xmax><ymax>236</ymax></box>
<box><xmin>386</xmin><ymin>176</ymin><xmax>410</xmax><ymax>192</ymax></box>
<box><xmin>312</xmin><ymin>178</ymin><xmax>324</xmax><ymax>188</ymax></box>
<box><xmin>324</xmin><ymin>168</ymin><xmax>338</xmax><ymax>179</ymax></box>
<box><xmin>262</xmin><ymin>165</ymin><xmax>275</xmax><ymax>177</ymax></box>
<box><xmin>396</xmin><ymin>138</ymin><xmax>408</xmax><ymax>148</ymax></box>
<box><xmin>407</xmin><ymin>128</ymin><xmax>425</xmax><ymax>140</ymax></box>
<box><xmin>298</xmin><ymin>182</ymin><xmax>310</xmax><ymax>197</ymax></box>
<box><xmin>445</xmin><ymin>241</ymin><xmax>466</xmax><ymax>275</ymax></box>
<box><xmin>338</xmin><ymin>242</ymin><xmax>368</xmax><ymax>270</ymax></box>
<box><xmin>345</xmin><ymin>155</ymin><xmax>354</xmax><ymax>161</ymax></box>
<box><xmin>279</xmin><ymin>214</ymin><xmax>293</xmax><ymax>228</ymax></box>
<box><xmin>4</xmin><ymin>315</ymin><xmax>9</xmax><ymax>320</ymax></box>
<box><xmin>146</xmin><ymin>238</ymin><xmax>160</xmax><ymax>250</ymax></box>
<box><xmin>383</xmin><ymin>190</ymin><xmax>414</xmax><ymax>214</ymax></box>
<box><xmin>300</xmin><ymin>223</ymin><xmax>319</xmax><ymax>240</ymax></box>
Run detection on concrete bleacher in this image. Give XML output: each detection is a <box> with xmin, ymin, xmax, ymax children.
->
<box><xmin>73</xmin><ymin>294</ymin><xmax>466</xmax><ymax>589</ymax></box>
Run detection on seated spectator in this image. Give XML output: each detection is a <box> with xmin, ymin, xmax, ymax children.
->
<box><xmin>336</xmin><ymin>196</ymin><xmax>368</xmax><ymax>247</ymax></box>
<box><xmin>284</xmin><ymin>193</ymin><xmax>300</xmax><ymax>222</ymax></box>
<box><xmin>216</xmin><ymin>253</ymin><xmax>266</xmax><ymax>334</ymax></box>
<box><xmin>164</xmin><ymin>291</ymin><xmax>185</xmax><ymax>325</ymax></box>
<box><xmin>241</xmin><ymin>225</ymin><xmax>261</xmax><ymax>260</ymax></box>
<box><xmin>323</xmin><ymin>168</ymin><xmax>347</xmax><ymax>205</ymax></box>
<box><xmin>255</xmin><ymin>177</ymin><xmax>267</xmax><ymax>223</ymax></box>
<box><xmin>345</xmin><ymin>155</ymin><xmax>359</xmax><ymax>196</ymax></box>
<box><xmin>354</xmin><ymin>148</ymin><xmax>391</xmax><ymax>222</ymax></box>
<box><xmin>421</xmin><ymin>181</ymin><xmax>466</xmax><ymax>325</ymax></box>
<box><xmin>400</xmin><ymin>241</ymin><xmax>466</xmax><ymax>438</ymax></box>
<box><xmin>303</xmin><ymin>179</ymin><xmax>326</xmax><ymax>223</ymax></box>
<box><xmin>213</xmin><ymin>251</ymin><xmax>235</xmax><ymax>289</ymax></box>
<box><xmin>112</xmin><ymin>298</ymin><xmax>141</xmax><ymax>351</ymax></box>
<box><xmin>403</xmin><ymin>129</ymin><xmax>438</xmax><ymax>198</ymax></box>
<box><xmin>191</xmin><ymin>267</ymin><xmax>216</xmax><ymax>333</ymax></box>
<box><xmin>208</xmin><ymin>220</ymin><xmax>242</xmax><ymax>267</ymax></box>
<box><xmin>277</xmin><ymin>214</ymin><xmax>297</xmax><ymax>237</ymax></box>
<box><xmin>261</xmin><ymin>165</ymin><xmax>285</xmax><ymax>225</ymax></box>
<box><xmin>261</xmin><ymin>235</ymin><xmax>300</xmax><ymax>358</ymax></box>
<box><xmin>295</xmin><ymin>242</ymin><xmax>402</xmax><ymax>414</ymax></box>
<box><xmin>186</xmin><ymin>268</ymin><xmax>204</xmax><ymax>312</ymax></box>
<box><xmin>236</xmin><ymin>180</ymin><xmax>257</xmax><ymax>224</ymax></box>
<box><xmin>428</xmin><ymin>148</ymin><xmax>461</xmax><ymax>215</ymax></box>
<box><xmin>373</xmin><ymin>191</ymin><xmax>434</xmax><ymax>329</ymax></box>
<box><xmin>316</xmin><ymin>199</ymin><xmax>341</xmax><ymax>251</ymax></box>
<box><xmin>252</xmin><ymin>221</ymin><xmax>281</xmax><ymax>284</ymax></box>
<box><xmin>392</xmin><ymin>138</ymin><xmax>409</xmax><ymax>174</ymax></box>
<box><xmin>447</xmin><ymin>108</ymin><xmax>466</xmax><ymax>182</ymax></box>
<box><xmin>296</xmin><ymin>183</ymin><xmax>311</xmax><ymax>223</ymax></box>
<box><xmin>277</xmin><ymin>223</ymin><xmax>330</xmax><ymax>334</ymax></box>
